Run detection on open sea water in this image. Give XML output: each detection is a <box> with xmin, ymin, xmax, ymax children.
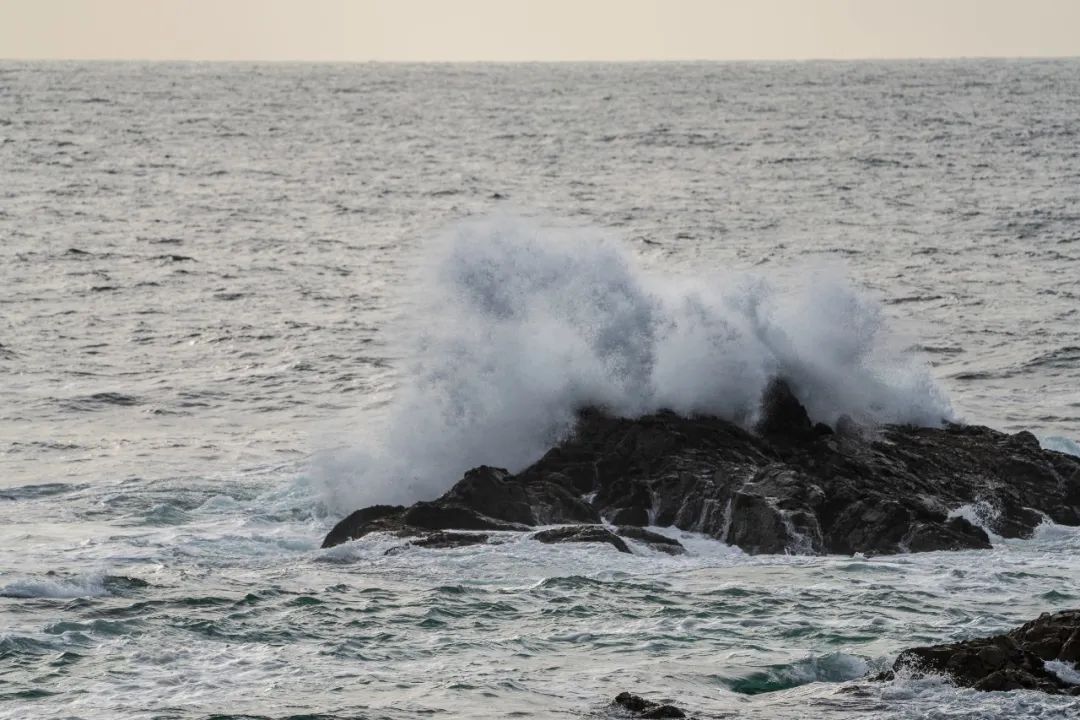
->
<box><xmin>2</xmin><ymin>60</ymin><xmax>1080</xmax><ymax>719</ymax></box>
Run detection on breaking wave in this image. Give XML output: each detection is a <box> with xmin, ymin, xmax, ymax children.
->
<box><xmin>0</xmin><ymin>573</ymin><xmax>109</xmax><ymax>599</ymax></box>
<box><xmin>723</xmin><ymin>652</ymin><xmax>871</xmax><ymax>694</ymax></box>
<box><xmin>316</xmin><ymin>215</ymin><xmax>953</xmax><ymax>510</ymax></box>
<box><xmin>1041</xmin><ymin>435</ymin><xmax>1080</xmax><ymax>458</ymax></box>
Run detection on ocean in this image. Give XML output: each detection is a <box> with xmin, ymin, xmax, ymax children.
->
<box><xmin>1</xmin><ymin>59</ymin><xmax>1079</xmax><ymax>719</ymax></box>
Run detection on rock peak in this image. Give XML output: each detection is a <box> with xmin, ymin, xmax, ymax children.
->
<box><xmin>755</xmin><ymin>378</ymin><xmax>814</xmax><ymax>437</ymax></box>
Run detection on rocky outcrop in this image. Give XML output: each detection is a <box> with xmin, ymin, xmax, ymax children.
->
<box><xmin>883</xmin><ymin>610</ymin><xmax>1080</xmax><ymax>694</ymax></box>
<box><xmin>323</xmin><ymin>380</ymin><xmax>1080</xmax><ymax>556</ymax></box>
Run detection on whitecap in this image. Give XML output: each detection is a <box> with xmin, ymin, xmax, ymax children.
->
<box><xmin>1045</xmin><ymin>659</ymin><xmax>1080</xmax><ymax>686</ymax></box>
<box><xmin>1040</xmin><ymin>435</ymin><xmax>1080</xmax><ymax>458</ymax></box>
<box><xmin>0</xmin><ymin>573</ymin><xmax>109</xmax><ymax>599</ymax></box>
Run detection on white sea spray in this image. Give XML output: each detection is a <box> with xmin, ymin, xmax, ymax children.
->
<box><xmin>316</xmin><ymin>215</ymin><xmax>953</xmax><ymax>510</ymax></box>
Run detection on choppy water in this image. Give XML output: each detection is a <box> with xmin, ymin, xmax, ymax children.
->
<box><xmin>2</xmin><ymin>60</ymin><xmax>1080</xmax><ymax>719</ymax></box>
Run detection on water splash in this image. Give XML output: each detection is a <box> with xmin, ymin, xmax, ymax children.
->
<box><xmin>316</xmin><ymin>215</ymin><xmax>953</xmax><ymax>510</ymax></box>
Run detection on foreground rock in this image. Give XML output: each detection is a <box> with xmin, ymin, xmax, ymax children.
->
<box><xmin>883</xmin><ymin>610</ymin><xmax>1080</xmax><ymax>694</ymax></box>
<box><xmin>323</xmin><ymin>380</ymin><xmax>1080</xmax><ymax>555</ymax></box>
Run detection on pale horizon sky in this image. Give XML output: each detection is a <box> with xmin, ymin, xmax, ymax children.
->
<box><xmin>2</xmin><ymin>0</ymin><xmax>1079</xmax><ymax>63</ymax></box>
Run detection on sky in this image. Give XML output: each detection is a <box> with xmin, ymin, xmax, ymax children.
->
<box><xmin>1</xmin><ymin>0</ymin><xmax>1079</xmax><ymax>62</ymax></box>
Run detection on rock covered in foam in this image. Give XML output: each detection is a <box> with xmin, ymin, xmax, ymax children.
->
<box><xmin>322</xmin><ymin>379</ymin><xmax>1080</xmax><ymax>556</ymax></box>
<box><xmin>883</xmin><ymin>610</ymin><xmax>1080</xmax><ymax>695</ymax></box>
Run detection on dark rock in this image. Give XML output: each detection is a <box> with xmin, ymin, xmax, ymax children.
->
<box><xmin>594</xmin><ymin>477</ymin><xmax>652</xmax><ymax>526</ymax></box>
<box><xmin>526</xmin><ymin>478</ymin><xmax>602</xmax><ymax>525</ymax></box>
<box><xmin>532</xmin><ymin>525</ymin><xmax>630</xmax><ymax>554</ymax></box>
<box><xmin>903</xmin><ymin>516</ymin><xmax>991</xmax><ymax>552</ymax></box>
<box><xmin>1011</xmin><ymin>610</ymin><xmax>1080</xmax><ymax>663</ymax></box>
<box><xmin>321</xmin><ymin>504</ymin><xmax>404</xmax><ymax>548</ymax></box>
<box><xmin>756</xmin><ymin>378</ymin><xmax>812</xmax><ymax>439</ymax></box>
<box><xmin>887</xmin><ymin>610</ymin><xmax>1080</xmax><ymax>695</ymax></box>
<box><xmin>430</xmin><ymin>467</ymin><xmax>535</xmax><ymax>525</ymax></box>
<box><xmin>323</xmin><ymin>378</ymin><xmax>1080</xmax><ymax>555</ymax></box>
<box><xmin>439</xmin><ymin>465</ymin><xmax>601</xmax><ymax>526</ymax></box>
<box><xmin>610</xmin><ymin>505</ymin><xmax>650</xmax><ymax>526</ymax></box>
<box><xmin>612</xmin><ymin>691</ymin><xmax>687</xmax><ymax>718</ymax></box>
<box><xmin>320</xmin><ymin>499</ymin><xmax>528</xmax><ymax>550</ymax></box>
<box><xmin>402</xmin><ymin>503</ymin><xmax>529</xmax><ymax>532</ymax></box>
<box><xmin>726</xmin><ymin>491</ymin><xmax>792</xmax><ymax>554</ymax></box>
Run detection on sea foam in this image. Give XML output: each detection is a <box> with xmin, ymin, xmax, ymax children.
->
<box><xmin>315</xmin><ymin>215</ymin><xmax>953</xmax><ymax>510</ymax></box>
<box><xmin>1041</xmin><ymin>435</ymin><xmax>1080</xmax><ymax>458</ymax></box>
<box><xmin>0</xmin><ymin>573</ymin><xmax>109</xmax><ymax>599</ymax></box>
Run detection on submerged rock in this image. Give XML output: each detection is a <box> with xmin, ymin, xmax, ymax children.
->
<box><xmin>884</xmin><ymin>610</ymin><xmax>1080</xmax><ymax>694</ymax></box>
<box><xmin>323</xmin><ymin>379</ymin><xmax>1080</xmax><ymax>556</ymax></box>
<box><xmin>611</xmin><ymin>691</ymin><xmax>687</xmax><ymax>718</ymax></box>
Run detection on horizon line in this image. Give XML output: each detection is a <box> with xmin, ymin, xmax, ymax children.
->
<box><xmin>3</xmin><ymin>54</ymin><xmax>1080</xmax><ymax>65</ymax></box>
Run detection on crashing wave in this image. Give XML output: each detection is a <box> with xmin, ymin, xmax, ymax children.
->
<box><xmin>315</xmin><ymin>215</ymin><xmax>953</xmax><ymax>510</ymax></box>
<box><xmin>1041</xmin><ymin>435</ymin><xmax>1080</xmax><ymax>458</ymax></box>
<box><xmin>0</xmin><ymin>574</ymin><xmax>109</xmax><ymax>599</ymax></box>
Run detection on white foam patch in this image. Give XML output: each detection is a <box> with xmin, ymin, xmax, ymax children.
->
<box><xmin>947</xmin><ymin>502</ymin><xmax>1004</xmax><ymax>544</ymax></box>
<box><xmin>0</xmin><ymin>573</ymin><xmax>109</xmax><ymax>599</ymax></box>
<box><xmin>774</xmin><ymin>652</ymin><xmax>871</xmax><ymax>686</ymax></box>
<box><xmin>1045</xmin><ymin>660</ymin><xmax>1080</xmax><ymax>686</ymax></box>
<box><xmin>1040</xmin><ymin>435</ymin><xmax>1080</xmax><ymax>458</ymax></box>
<box><xmin>1029</xmin><ymin>519</ymin><xmax>1080</xmax><ymax>546</ymax></box>
<box><xmin>880</xmin><ymin>671</ymin><xmax>1080</xmax><ymax>718</ymax></box>
<box><xmin>316</xmin><ymin>215</ymin><xmax>954</xmax><ymax>510</ymax></box>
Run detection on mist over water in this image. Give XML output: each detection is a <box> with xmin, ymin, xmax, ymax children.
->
<box><xmin>317</xmin><ymin>214</ymin><xmax>954</xmax><ymax>510</ymax></box>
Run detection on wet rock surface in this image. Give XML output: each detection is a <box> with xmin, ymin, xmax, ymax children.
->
<box><xmin>409</xmin><ymin>531</ymin><xmax>491</xmax><ymax>549</ymax></box>
<box><xmin>884</xmin><ymin>610</ymin><xmax>1080</xmax><ymax>694</ymax></box>
<box><xmin>614</xmin><ymin>526</ymin><xmax>687</xmax><ymax>555</ymax></box>
<box><xmin>532</xmin><ymin>525</ymin><xmax>631</xmax><ymax>553</ymax></box>
<box><xmin>323</xmin><ymin>381</ymin><xmax>1080</xmax><ymax>555</ymax></box>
